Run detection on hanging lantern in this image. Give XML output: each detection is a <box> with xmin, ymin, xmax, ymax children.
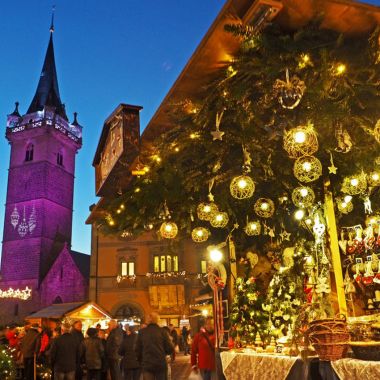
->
<box><xmin>191</xmin><ymin>227</ymin><xmax>210</xmax><ymax>243</ymax></box>
<box><xmin>159</xmin><ymin>221</ymin><xmax>178</xmax><ymax>239</ymax></box>
<box><xmin>336</xmin><ymin>196</ymin><xmax>354</xmax><ymax>214</ymax></box>
<box><xmin>28</xmin><ymin>205</ymin><xmax>37</xmax><ymax>233</ymax></box>
<box><xmin>244</xmin><ymin>221</ymin><xmax>261</xmax><ymax>236</ymax></box>
<box><xmin>210</xmin><ymin>212</ymin><xmax>229</xmax><ymax>228</ymax></box>
<box><xmin>230</xmin><ymin>175</ymin><xmax>255</xmax><ymax>200</ymax></box>
<box><xmin>197</xmin><ymin>202</ymin><xmax>218</xmax><ymax>221</ymax></box>
<box><xmin>293</xmin><ymin>155</ymin><xmax>322</xmax><ymax>183</ymax></box>
<box><xmin>283</xmin><ymin>125</ymin><xmax>318</xmax><ymax>158</ymax></box>
<box><xmin>254</xmin><ymin>198</ymin><xmax>275</xmax><ymax>218</ymax></box>
<box><xmin>341</xmin><ymin>173</ymin><xmax>367</xmax><ymax>195</ymax></box>
<box><xmin>10</xmin><ymin>206</ymin><xmax>19</xmax><ymax>229</ymax></box>
<box><xmin>368</xmin><ymin>171</ymin><xmax>380</xmax><ymax>187</ymax></box>
<box><xmin>291</xmin><ymin>186</ymin><xmax>315</xmax><ymax>208</ymax></box>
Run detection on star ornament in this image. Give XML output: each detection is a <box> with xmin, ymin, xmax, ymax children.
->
<box><xmin>279</xmin><ymin>230</ymin><xmax>291</xmax><ymax>241</ymax></box>
<box><xmin>328</xmin><ymin>163</ymin><xmax>338</xmax><ymax>174</ymax></box>
<box><xmin>211</xmin><ymin>128</ymin><xmax>225</xmax><ymax>141</ymax></box>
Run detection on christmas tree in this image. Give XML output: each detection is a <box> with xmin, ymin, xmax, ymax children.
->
<box><xmin>0</xmin><ymin>345</ymin><xmax>16</xmax><ymax>380</ymax></box>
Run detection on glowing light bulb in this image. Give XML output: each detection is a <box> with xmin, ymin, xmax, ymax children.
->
<box><xmin>336</xmin><ymin>64</ymin><xmax>346</xmax><ymax>75</ymax></box>
<box><xmin>116</xmin><ymin>209</ymin><xmax>121</xmax><ymax>214</ymax></box>
<box><xmin>303</xmin><ymin>54</ymin><xmax>310</xmax><ymax>63</ymax></box>
<box><xmin>148</xmin><ymin>224</ymin><xmax>154</xmax><ymax>230</ymax></box>
<box><xmin>305</xmin><ymin>218</ymin><xmax>312</xmax><ymax>225</ymax></box>
<box><xmin>165</xmin><ymin>224</ymin><xmax>173</xmax><ymax>232</ymax></box>
<box><xmin>144</xmin><ymin>166</ymin><xmax>150</xmax><ymax>172</ymax></box>
<box><xmin>216</xmin><ymin>214</ymin><xmax>223</xmax><ymax>222</ymax></box>
<box><xmin>204</xmin><ymin>205</ymin><xmax>211</xmax><ymax>213</ymax></box>
<box><xmin>344</xmin><ymin>195</ymin><xmax>352</xmax><ymax>203</ymax></box>
<box><xmin>295</xmin><ymin>209</ymin><xmax>305</xmax><ymax>220</ymax></box>
<box><xmin>196</xmin><ymin>230</ymin><xmax>204</xmax><ymax>237</ymax></box>
<box><xmin>350</xmin><ymin>178</ymin><xmax>359</xmax><ymax>187</ymax></box>
<box><xmin>210</xmin><ymin>248</ymin><xmax>223</xmax><ymax>263</ymax></box>
<box><xmin>120</xmin><ymin>204</ymin><xmax>125</xmax><ymax>210</ymax></box>
<box><xmin>109</xmin><ymin>220</ymin><xmax>115</xmax><ymax>226</ymax></box>
<box><xmin>135</xmin><ymin>187</ymin><xmax>141</xmax><ymax>193</ymax></box>
<box><xmin>202</xmin><ymin>309</ymin><xmax>209</xmax><ymax>317</ymax></box>
<box><xmin>174</xmin><ymin>147</ymin><xmax>180</xmax><ymax>152</ymax></box>
<box><xmin>302</xmin><ymin>162</ymin><xmax>312</xmax><ymax>172</ymax></box>
<box><xmin>341</xmin><ymin>202</ymin><xmax>347</xmax><ymax>209</ymax></box>
<box><xmin>372</xmin><ymin>173</ymin><xmax>379</xmax><ymax>181</ymax></box>
<box><xmin>300</xmin><ymin>188</ymin><xmax>308</xmax><ymax>197</ymax></box>
<box><xmin>190</xmin><ymin>133</ymin><xmax>197</xmax><ymax>139</ymax></box>
<box><xmin>238</xmin><ymin>179</ymin><xmax>247</xmax><ymax>189</ymax></box>
<box><xmin>261</xmin><ymin>202</ymin><xmax>269</xmax><ymax>210</ymax></box>
<box><xmin>294</xmin><ymin>131</ymin><xmax>306</xmax><ymax>143</ymax></box>
<box><xmin>249</xmin><ymin>223</ymin><xmax>257</xmax><ymax>230</ymax></box>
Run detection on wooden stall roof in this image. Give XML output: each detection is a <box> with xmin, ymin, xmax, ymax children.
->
<box><xmin>141</xmin><ymin>0</ymin><xmax>380</xmax><ymax>144</ymax></box>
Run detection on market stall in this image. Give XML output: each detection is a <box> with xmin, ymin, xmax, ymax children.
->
<box><xmin>26</xmin><ymin>301</ymin><xmax>112</xmax><ymax>332</ymax></box>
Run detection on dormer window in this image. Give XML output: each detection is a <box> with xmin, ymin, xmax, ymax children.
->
<box><xmin>25</xmin><ymin>144</ymin><xmax>34</xmax><ymax>162</ymax></box>
<box><xmin>57</xmin><ymin>151</ymin><xmax>64</xmax><ymax>166</ymax></box>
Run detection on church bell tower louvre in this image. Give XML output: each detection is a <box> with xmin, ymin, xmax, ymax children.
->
<box><xmin>0</xmin><ymin>18</ymin><xmax>89</xmax><ymax>323</ymax></box>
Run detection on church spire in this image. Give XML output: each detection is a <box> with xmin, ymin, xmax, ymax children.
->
<box><xmin>27</xmin><ymin>9</ymin><xmax>67</xmax><ymax>120</ymax></box>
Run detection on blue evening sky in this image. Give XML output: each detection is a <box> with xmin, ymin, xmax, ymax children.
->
<box><xmin>0</xmin><ymin>0</ymin><xmax>379</xmax><ymax>258</ymax></box>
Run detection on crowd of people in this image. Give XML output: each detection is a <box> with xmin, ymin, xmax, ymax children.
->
<box><xmin>0</xmin><ymin>314</ymin><xmax>217</xmax><ymax>380</ymax></box>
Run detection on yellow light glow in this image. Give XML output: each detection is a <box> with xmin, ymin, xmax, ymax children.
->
<box><xmin>303</xmin><ymin>54</ymin><xmax>310</xmax><ymax>63</ymax></box>
<box><xmin>135</xmin><ymin>187</ymin><xmax>141</xmax><ymax>193</ymax></box>
<box><xmin>350</xmin><ymin>178</ymin><xmax>359</xmax><ymax>187</ymax></box>
<box><xmin>116</xmin><ymin>209</ymin><xmax>121</xmax><ymax>214</ymax></box>
<box><xmin>210</xmin><ymin>248</ymin><xmax>223</xmax><ymax>263</ymax></box>
<box><xmin>204</xmin><ymin>205</ymin><xmax>211</xmax><ymax>213</ymax></box>
<box><xmin>305</xmin><ymin>218</ymin><xmax>312</xmax><ymax>225</ymax></box>
<box><xmin>0</xmin><ymin>286</ymin><xmax>32</xmax><ymax>300</ymax></box>
<box><xmin>300</xmin><ymin>188</ymin><xmax>308</xmax><ymax>197</ymax></box>
<box><xmin>340</xmin><ymin>202</ymin><xmax>347</xmax><ymax>209</ymax></box>
<box><xmin>302</xmin><ymin>162</ymin><xmax>312</xmax><ymax>172</ymax></box>
<box><xmin>165</xmin><ymin>224</ymin><xmax>173</xmax><ymax>232</ymax></box>
<box><xmin>202</xmin><ymin>309</ymin><xmax>209</xmax><ymax>317</ymax></box>
<box><xmin>120</xmin><ymin>204</ymin><xmax>125</xmax><ymax>210</ymax></box>
<box><xmin>249</xmin><ymin>223</ymin><xmax>257</xmax><ymax>230</ymax></box>
<box><xmin>261</xmin><ymin>202</ymin><xmax>269</xmax><ymax>210</ymax></box>
<box><xmin>238</xmin><ymin>179</ymin><xmax>247</xmax><ymax>189</ymax></box>
<box><xmin>294</xmin><ymin>131</ymin><xmax>306</xmax><ymax>144</ymax></box>
<box><xmin>109</xmin><ymin>220</ymin><xmax>115</xmax><ymax>226</ymax></box>
<box><xmin>295</xmin><ymin>209</ymin><xmax>305</xmax><ymax>220</ymax></box>
<box><xmin>344</xmin><ymin>195</ymin><xmax>352</xmax><ymax>203</ymax></box>
<box><xmin>148</xmin><ymin>224</ymin><xmax>154</xmax><ymax>230</ymax></box>
<box><xmin>336</xmin><ymin>64</ymin><xmax>346</xmax><ymax>75</ymax></box>
<box><xmin>174</xmin><ymin>147</ymin><xmax>180</xmax><ymax>152</ymax></box>
<box><xmin>154</xmin><ymin>155</ymin><xmax>161</xmax><ymax>163</ymax></box>
<box><xmin>372</xmin><ymin>173</ymin><xmax>380</xmax><ymax>181</ymax></box>
<box><xmin>196</xmin><ymin>230</ymin><xmax>204</xmax><ymax>237</ymax></box>
<box><xmin>144</xmin><ymin>166</ymin><xmax>150</xmax><ymax>172</ymax></box>
<box><xmin>190</xmin><ymin>133</ymin><xmax>198</xmax><ymax>139</ymax></box>
<box><xmin>216</xmin><ymin>214</ymin><xmax>223</xmax><ymax>222</ymax></box>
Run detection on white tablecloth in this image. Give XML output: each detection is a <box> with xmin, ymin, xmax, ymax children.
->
<box><xmin>331</xmin><ymin>358</ymin><xmax>380</xmax><ymax>380</ymax></box>
<box><xmin>220</xmin><ymin>351</ymin><xmax>298</xmax><ymax>380</ymax></box>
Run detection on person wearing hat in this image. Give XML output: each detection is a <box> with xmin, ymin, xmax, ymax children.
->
<box><xmin>81</xmin><ymin>328</ymin><xmax>104</xmax><ymax>380</ymax></box>
<box><xmin>20</xmin><ymin>322</ymin><xmax>40</xmax><ymax>380</ymax></box>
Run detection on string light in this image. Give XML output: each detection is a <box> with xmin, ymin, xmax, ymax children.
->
<box><xmin>335</xmin><ymin>63</ymin><xmax>346</xmax><ymax>75</ymax></box>
<box><xmin>0</xmin><ymin>286</ymin><xmax>32</xmax><ymax>300</ymax></box>
<box><xmin>294</xmin><ymin>209</ymin><xmax>305</xmax><ymax>220</ymax></box>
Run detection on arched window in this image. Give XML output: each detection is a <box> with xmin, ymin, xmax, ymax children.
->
<box><xmin>25</xmin><ymin>144</ymin><xmax>34</xmax><ymax>162</ymax></box>
<box><xmin>114</xmin><ymin>304</ymin><xmax>143</xmax><ymax>320</ymax></box>
<box><xmin>57</xmin><ymin>150</ymin><xmax>64</xmax><ymax>166</ymax></box>
<box><xmin>53</xmin><ymin>296</ymin><xmax>63</xmax><ymax>304</ymax></box>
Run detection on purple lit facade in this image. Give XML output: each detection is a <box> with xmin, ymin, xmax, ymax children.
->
<box><xmin>0</xmin><ymin>31</ymin><xmax>89</xmax><ymax>323</ymax></box>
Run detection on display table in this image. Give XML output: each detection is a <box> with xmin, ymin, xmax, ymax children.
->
<box><xmin>220</xmin><ymin>350</ymin><xmax>380</xmax><ymax>380</ymax></box>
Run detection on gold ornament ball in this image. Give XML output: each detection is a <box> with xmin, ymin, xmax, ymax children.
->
<box><xmin>291</xmin><ymin>186</ymin><xmax>315</xmax><ymax>208</ymax></box>
<box><xmin>197</xmin><ymin>202</ymin><xmax>218</xmax><ymax>221</ymax></box>
<box><xmin>336</xmin><ymin>197</ymin><xmax>353</xmax><ymax>214</ymax></box>
<box><xmin>283</xmin><ymin>125</ymin><xmax>318</xmax><ymax>159</ymax></box>
<box><xmin>368</xmin><ymin>171</ymin><xmax>380</xmax><ymax>187</ymax></box>
<box><xmin>341</xmin><ymin>173</ymin><xmax>367</xmax><ymax>195</ymax></box>
<box><xmin>254</xmin><ymin>198</ymin><xmax>275</xmax><ymax>218</ymax></box>
<box><xmin>245</xmin><ymin>221</ymin><xmax>261</xmax><ymax>236</ymax></box>
<box><xmin>210</xmin><ymin>211</ymin><xmax>229</xmax><ymax>228</ymax></box>
<box><xmin>293</xmin><ymin>155</ymin><xmax>322</xmax><ymax>183</ymax></box>
<box><xmin>159</xmin><ymin>221</ymin><xmax>178</xmax><ymax>239</ymax></box>
<box><xmin>230</xmin><ymin>175</ymin><xmax>255</xmax><ymax>199</ymax></box>
<box><xmin>191</xmin><ymin>227</ymin><xmax>210</xmax><ymax>243</ymax></box>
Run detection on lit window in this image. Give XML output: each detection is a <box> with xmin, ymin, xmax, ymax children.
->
<box><xmin>121</xmin><ymin>261</ymin><xmax>135</xmax><ymax>276</ymax></box>
<box><xmin>201</xmin><ymin>260</ymin><xmax>208</xmax><ymax>274</ymax></box>
<box><xmin>153</xmin><ymin>255</ymin><xmax>179</xmax><ymax>273</ymax></box>
<box><xmin>25</xmin><ymin>144</ymin><xmax>34</xmax><ymax>162</ymax></box>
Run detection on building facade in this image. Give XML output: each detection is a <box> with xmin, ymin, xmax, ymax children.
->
<box><xmin>87</xmin><ymin>104</ymin><xmax>208</xmax><ymax>327</ymax></box>
<box><xmin>0</xmin><ymin>28</ymin><xmax>89</xmax><ymax>323</ymax></box>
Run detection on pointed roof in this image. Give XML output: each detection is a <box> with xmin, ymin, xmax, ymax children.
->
<box><xmin>27</xmin><ymin>31</ymin><xmax>67</xmax><ymax>120</ymax></box>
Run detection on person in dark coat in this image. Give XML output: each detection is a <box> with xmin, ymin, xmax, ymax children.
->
<box><xmin>98</xmin><ymin>330</ymin><xmax>108</xmax><ymax>380</ymax></box>
<box><xmin>71</xmin><ymin>320</ymin><xmax>84</xmax><ymax>380</ymax></box>
<box><xmin>168</xmin><ymin>324</ymin><xmax>178</xmax><ymax>362</ymax></box>
<box><xmin>106</xmin><ymin>319</ymin><xmax>123</xmax><ymax>380</ymax></box>
<box><xmin>118</xmin><ymin>326</ymin><xmax>141</xmax><ymax>380</ymax></box>
<box><xmin>135</xmin><ymin>312</ymin><xmax>174</xmax><ymax>380</ymax></box>
<box><xmin>50</xmin><ymin>323</ymin><xmax>80</xmax><ymax>380</ymax></box>
<box><xmin>81</xmin><ymin>328</ymin><xmax>104</xmax><ymax>380</ymax></box>
<box><xmin>20</xmin><ymin>322</ymin><xmax>40</xmax><ymax>380</ymax></box>
<box><xmin>182</xmin><ymin>326</ymin><xmax>190</xmax><ymax>355</ymax></box>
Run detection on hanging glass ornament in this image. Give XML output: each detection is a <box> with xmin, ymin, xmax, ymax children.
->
<box><xmin>273</xmin><ymin>69</ymin><xmax>306</xmax><ymax>109</ymax></box>
<box><xmin>291</xmin><ymin>186</ymin><xmax>315</xmax><ymax>208</ymax></box>
<box><xmin>336</xmin><ymin>196</ymin><xmax>354</xmax><ymax>214</ymax></box>
<box><xmin>210</xmin><ymin>212</ymin><xmax>229</xmax><ymax>228</ymax></box>
<box><xmin>191</xmin><ymin>227</ymin><xmax>210</xmax><ymax>243</ymax></box>
<box><xmin>293</xmin><ymin>155</ymin><xmax>322</xmax><ymax>183</ymax></box>
<box><xmin>368</xmin><ymin>171</ymin><xmax>380</xmax><ymax>187</ymax></box>
<box><xmin>230</xmin><ymin>175</ymin><xmax>255</xmax><ymax>199</ymax></box>
<box><xmin>197</xmin><ymin>202</ymin><xmax>218</xmax><ymax>221</ymax></box>
<box><xmin>341</xmin><ymin>173</ymin><xmax>367</xmax><ymax>195</ymax></box>
<box><xmin>159</xmin><ymin>221</ymin><xmax>178</xmax><ymax>239</ymax></box>
<box><xmin>373</xmin><ymin>119</ymin><xmax>380</xmax><ymax>144</ymax></box>
<box><xmin>254</xmin><ymin>198</ymin><xmax>275</xmax><ymax>218</ymax></box>
<box><xmin>10</xmin><ymin>206</ymin><xmax>19</xmax><ymax>229</ymax></box>
<box><xmin>283</xmin><ymin>125</ymin><xmax>318</xmax><ymax>159</ymax></box>
<box><xmin>28</xmin><ymin>204</ymin><xmax>36</xmax><ymax>233</ymax></box>
<box><xmin>18</xmin><ymin>206</ymin><xmax>28</xmax><ymax>238</ymax></box>
<box><xmin>244</xmin><ymin>220</ymin><xmax>261</xmax><ymax>236</ymax></box>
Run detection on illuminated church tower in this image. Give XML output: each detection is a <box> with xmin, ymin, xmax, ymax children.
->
<box><xmin>0</xmin><ymin>22</ymin><xmax>89</xmax><ymax>322</ymax></box>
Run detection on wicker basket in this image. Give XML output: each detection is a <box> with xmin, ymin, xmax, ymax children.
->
<box><xmin>306</xmin><ymin>316</ymin><xmax>349</xmax><ymax>361</ymax></box>
<box><xmin>350</xmin><ymin>341</ymin><xmax>380</xmax><ymax>361</ymax></box>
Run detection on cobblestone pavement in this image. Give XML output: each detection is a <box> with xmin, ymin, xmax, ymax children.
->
<box><xmin>170</xmin><ymin>353</ymin><xmax>192</xmax><ymax>380</ymax></box>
